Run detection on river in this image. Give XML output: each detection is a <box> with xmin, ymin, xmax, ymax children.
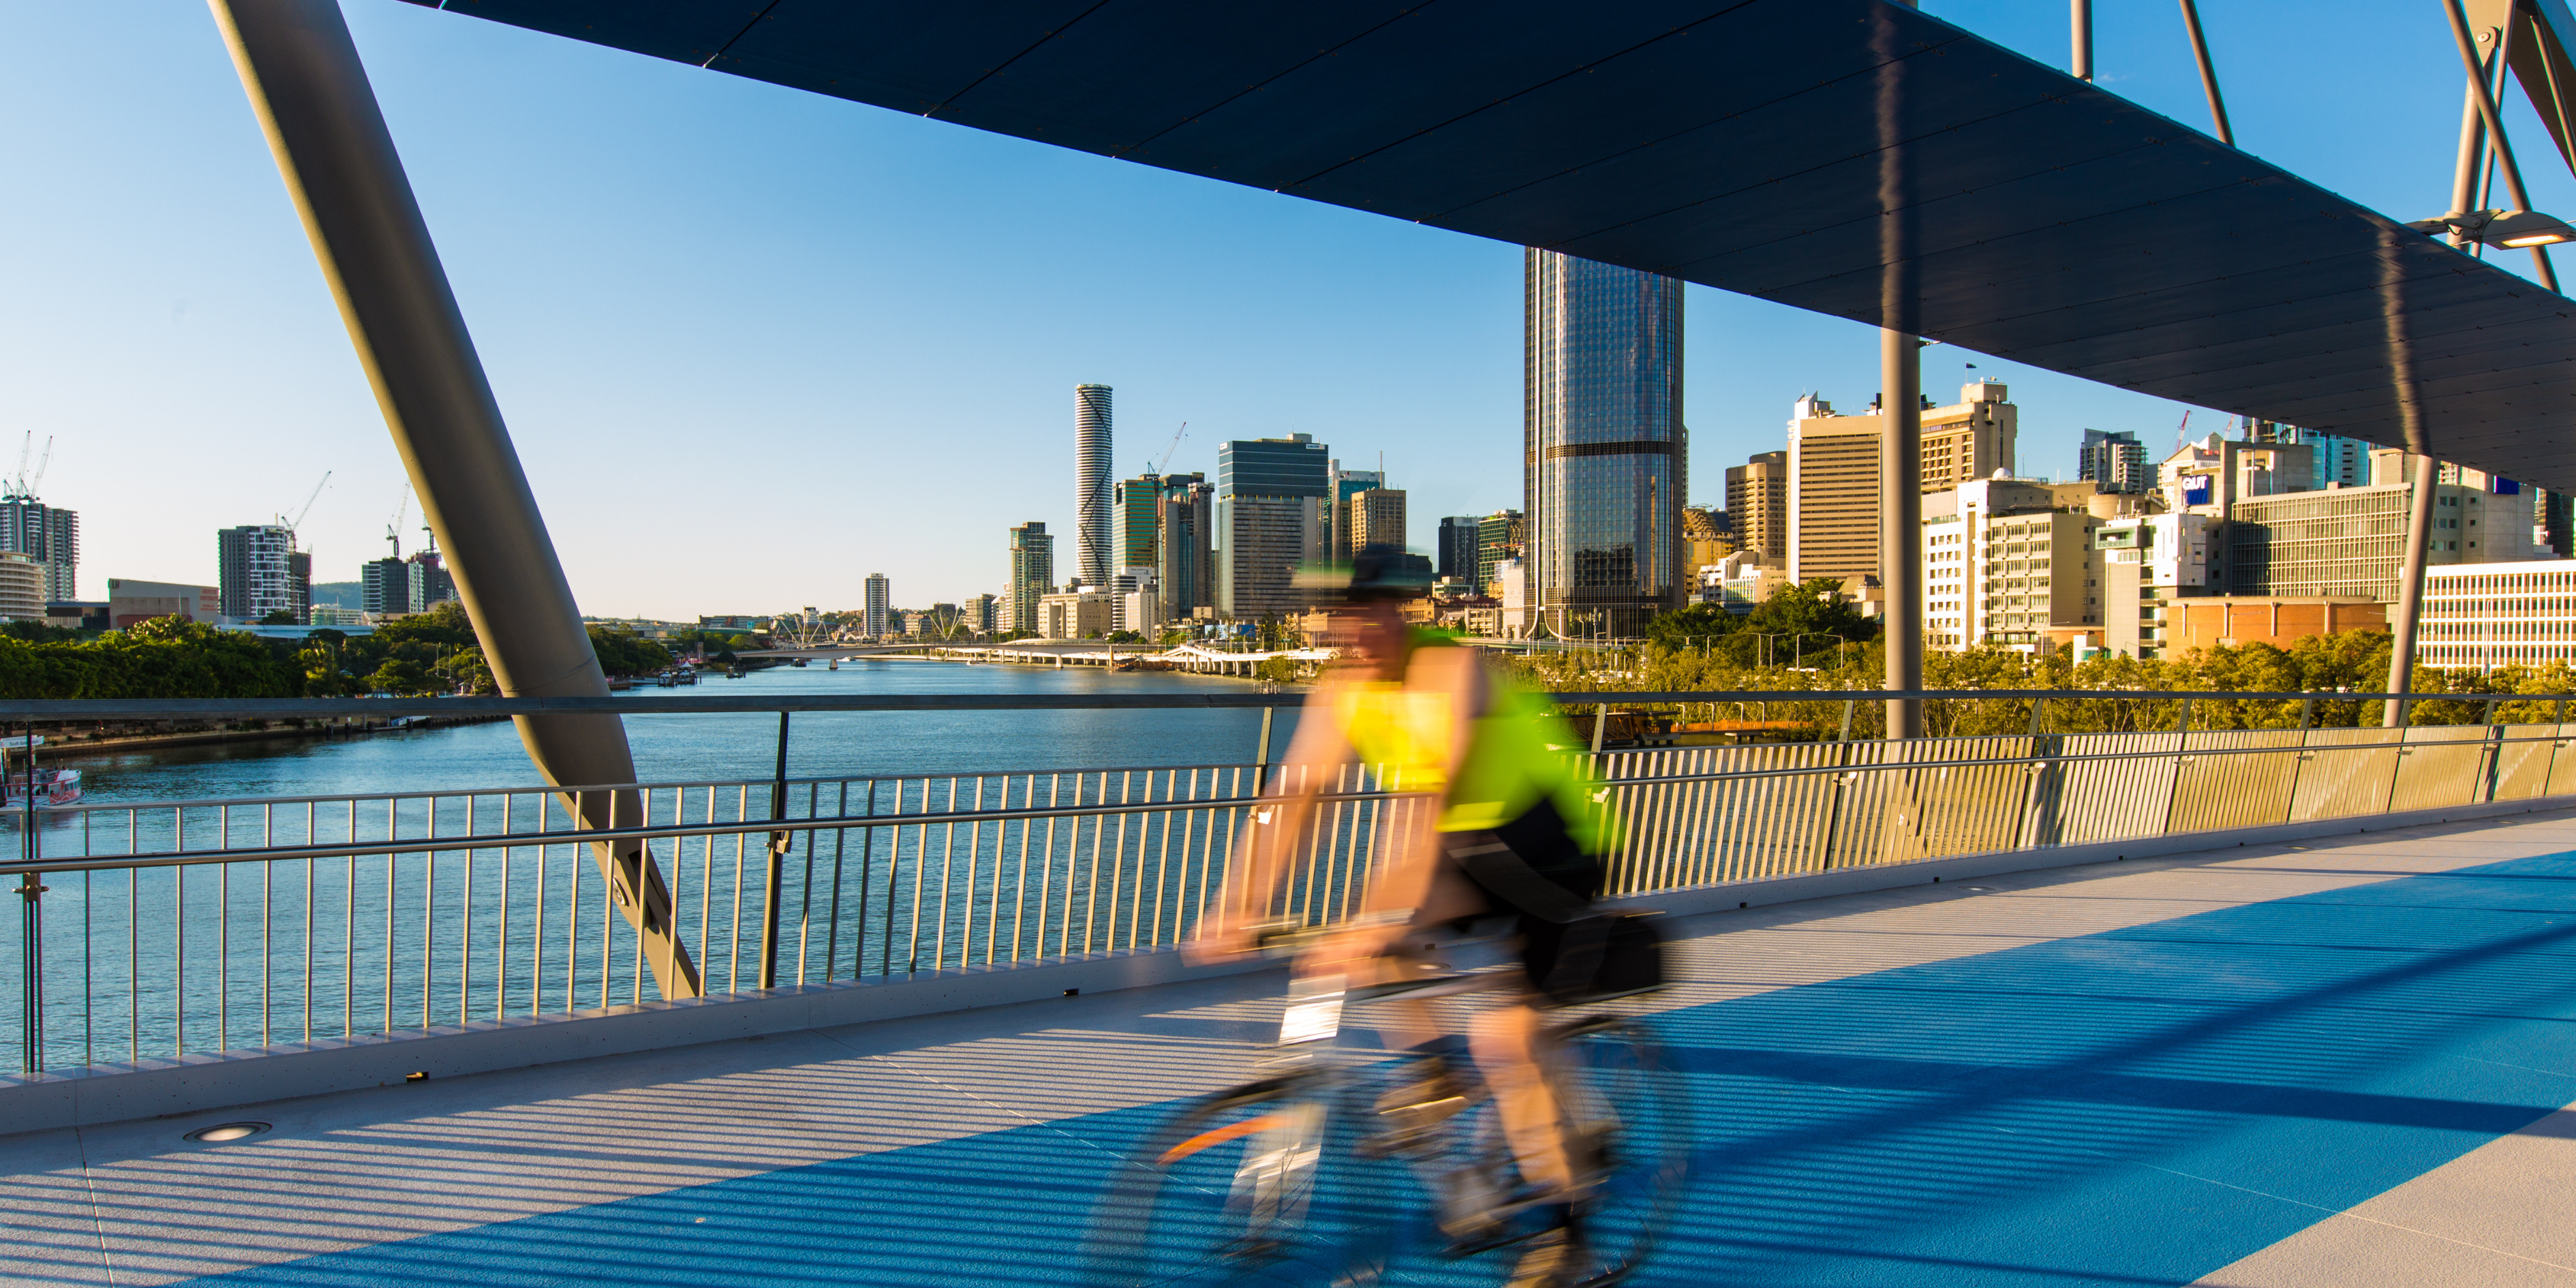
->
<box><xmin>47</xmin><ymin>659</ymin><xmax>1306</xmax><ymax>805</ymax></box>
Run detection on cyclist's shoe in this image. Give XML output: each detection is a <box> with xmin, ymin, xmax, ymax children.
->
<box><xmin>1502</xmin><ymin>1218</ymin><xmax>1589</xmax><ymax>1288</ymax></box>
<box><xmin>1357</xmin><ymin>1058</ymin><xmax>1470</xmax><ymax>1157</ymax></box>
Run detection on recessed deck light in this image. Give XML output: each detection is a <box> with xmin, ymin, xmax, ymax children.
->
<box><xmin>184</xmin><ymin>1122</ymin><xmax>270</xmax><ymax>1144</ymax></box>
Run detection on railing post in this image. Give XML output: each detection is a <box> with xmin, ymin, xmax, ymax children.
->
<box><xmin>2482</xmin><ymin>694</ymin><xmax>2504</xmax><ymax>803</ymax></box>
<box><xmin>2160</xmin><ymin>698</ymin><xmax>2193</xmax><ymax>835</ymax></box>
<box><xmin>758</xmin><ymin>711</ymin><xmax>789</xmax><ymax>990</ymax></box>
<box><xmin>2017</xmin><ymin>697</ymin><xmax>2054</xmax><ymax>849</ymax></box>
<box><xmin>17</xmin><ymin>724</ymin><xmax>42</xmax><ymax>1073</ymax></box>
<box><xmin>1253</xmin><ymin>705</ymin><xmax>1275</xmax><ymax>796</ymax></box>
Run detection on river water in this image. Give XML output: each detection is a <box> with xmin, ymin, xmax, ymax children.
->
<box><xmin>50</xmin><ymin>659</ymin><xmax>1304</xmax><ymax>805</ymax></box>
<box><xmin>6</xmin><ymin>661</ymin><xmax>1327</xmax><ymax>1072</ymax></box>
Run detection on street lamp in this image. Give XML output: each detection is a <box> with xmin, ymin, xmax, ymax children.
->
<box><xmin>2408</xmin><ymin>209</ymin><xmax>2576</xmax><ymax>249</ymax></box>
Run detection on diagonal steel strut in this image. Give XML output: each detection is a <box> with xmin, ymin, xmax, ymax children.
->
<box><xmin>207</xmin><ymin>0</ymin><xmax>702</xmax><ymax>1000</ymax></box>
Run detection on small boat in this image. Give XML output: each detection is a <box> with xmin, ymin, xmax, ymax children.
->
<box><xmin>3</xmin><ymin>769</ymin><xmax>82</xmax><ymax>809</ymax></box>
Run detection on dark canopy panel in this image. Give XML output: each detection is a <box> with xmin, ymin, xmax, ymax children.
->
<box><xmin>416</xmin><ymin>0</ymin><xmax>2576</xmax><ymax>487</ymax></box>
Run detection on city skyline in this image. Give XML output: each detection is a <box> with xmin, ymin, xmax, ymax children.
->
<box><xmin>8</xmin><ymin>2</ymin><xmax>2566</xmax><ymax>617</ymax></box>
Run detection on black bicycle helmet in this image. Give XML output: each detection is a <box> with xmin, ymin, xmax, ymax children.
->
<box><xmin>1308</xmin><ymin>543</ymin><xmax>1432</xmax><ymax>602</ymax></box>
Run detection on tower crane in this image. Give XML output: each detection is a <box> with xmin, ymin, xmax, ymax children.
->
<box><xmin>387</xmin><ymin>490</ymin><xmax>408</xmax><ymax>560</ymax></box>
<box><xmin>280</xmin><ymin>472</ymin><xmax>330</xmax><ymax>550</ymax></box>
<box><xmin>1152</xmin><ymin>422</ymin><xmax>1187</xmax><ymax>475</ymax></box>
<box><xmin>4</xmin><ymin>433</ymin><xmax>50</xmax><ymax>502</ymax></box>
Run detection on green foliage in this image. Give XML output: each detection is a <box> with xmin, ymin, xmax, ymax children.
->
<box><xmin>1106</xmin><ymin>630</ymin><xmax>1144</xmax><ymax>644</ymax></box>
<box><xmin>258</xmin><ymin>609</ymin><xmax>301</xmax><ymax>626</ymax></box>
<box><xmin>0</xmin><ymin>620</ymin><xmax>80</xmax><ymax>644</ymax></box>
<box><xmin>586</xmin><ymin>624</ymin><xmax>674</xmax><ymax>679</ymax></box>
<box><xmin>0</xmin><ymin>615</ymin><xmax>303</xmax><ymax>699</ymax></box>
<box><xmin>1644</xmin><ymin>604</ymin><xmax>1736</xmax><ymax>651</ymax></box>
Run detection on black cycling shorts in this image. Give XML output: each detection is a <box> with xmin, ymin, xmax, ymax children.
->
<box><xmin>1438</xmin><ymin>797</ymin><xmax>1606</xmax><ymax>1001</ymax></box>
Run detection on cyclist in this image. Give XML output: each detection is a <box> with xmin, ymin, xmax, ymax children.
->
<box><xmin>1193</xmin><ymin>545</ymin><xmax>1644</xmax><ymax>1287</ymax></box>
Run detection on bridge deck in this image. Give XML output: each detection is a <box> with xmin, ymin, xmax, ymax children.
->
<box><xmin>10</xmin><ymin>810</ymin><xmax>2576</xmax><ymax>1286</ymax></box>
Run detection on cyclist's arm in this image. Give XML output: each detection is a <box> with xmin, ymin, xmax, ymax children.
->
<box><xmin>1191</xmin><ymin>677</ymin><xmax>1355</xmax><ymax>958</ymax></box>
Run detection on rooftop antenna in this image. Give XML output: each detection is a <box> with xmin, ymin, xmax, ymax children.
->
<box><xmin>281</xmin><ymin>471</ymin><xmax>330</xmax><ymax>550</ymax></box>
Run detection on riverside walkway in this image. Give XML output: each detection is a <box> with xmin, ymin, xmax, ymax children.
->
<box><xmin>9</xmin><ymin>808</ymin><xmax>2576</xmax><ymax>1285</ymax></box>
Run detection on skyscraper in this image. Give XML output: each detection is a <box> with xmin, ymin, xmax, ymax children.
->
<box><xmin>1437</xmin><ymin>517</ymin><xmax>1479</xmax><ymax>581</ymax></box>
<box><xmin>1007</xmin><ymin>521</ymin><xmax>1054</xmax><ymax>635</ymax></box>
<box><xmin>1787</xmin><ymin>384</ymin><xmax>2017</xmax><ymax>581</ymax></box>
<box><xmin>1075</xmin><ymin>384</ymin><xmax>1114</xmax><ymax>588</ymax></box>
<box><xmin>0</xmin><ymin>496</ymin><xmax>77</xmax><ymax>603</ymax></box>
<box><xmin>217</xmin><ymin>525</ymin><xmax>301</xmax><ymax>622</ymax></box>
<box><xmin>1346</xmin><ymin>489</ymin><xmax>1407</xmax><ymax>556</ymax></box>
<box><xmin>362</xmin><ymin>556</ymin><xmax>423</xmax><ymax>617</ymax></box>
<box><xmin>1155</xmin><ymin>474</ymin><xmax>1215</xmax><ymax>622</ymax></box>
<box><xmin>1216</xmin><ymin>434</ymin><xmax>1330</xmax><ymax>619</ymax></box>
<box><xmin>1328</xmin><ymin>463</ymin><xmax>1385</xmax><ymax>562</ymax></box>
<box><xmin>1723</xmin><ymin>450</ymin><xmax>1788</xmax><ymax>562</ymax></box>
<box><xmin>1524</xmin><ymin>249</ymin><xmax>1685</xmax><ymax>638</ymax></box>
<box><xmin>863</xmin><ymin>573</ymin><xmax>891</xmax><ymax>637</ymax></box>
<box><xmin>1477</xmin><ymin>510</ymin><xmax>1525</xmax><ymax>594</ymax></box>
<box><xmin>2078</xmin><ymin>429</ymin><xmax>2151</xmax><ymax>494</ymax></box>
<box><xmin>1114</xmin><ymin>470</ymin><xmax>1170</xmax><ymax>568</ymax></box>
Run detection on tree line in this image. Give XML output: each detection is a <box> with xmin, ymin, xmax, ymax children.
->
<box><xmin>0</xmin><ymin>603</ymin><xmax>678</xmax><ymax>700</ymax></box>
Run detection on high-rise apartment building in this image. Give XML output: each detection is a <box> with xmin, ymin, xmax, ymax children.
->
<box><xmin>1116</xmin><ymin>470</ymin><xmax>1164</xmax><ymax>568</ymax></box>
<box><xmin>1007</xmin><ymin>521</ymin><xmax>1054</xmax><ymax>635</ymax></box>
<box><xmin>217</xmin><ymin>525</ymin><xmax>303</xmax><ymax>622</ymax></box>
<box><xmin>2078</xmin><ymin>429</ymin><xmax>2151</xmax><ymax>494</ymax></box>
<box><xmin>1345</xmin><ymin>488</ymin><xmax>1407</xmax><ymax>557</ymax></box>
<box><xmin>1723</xmin><ymin>451</ymin><xmax>1787</xmax><ymax>562</ymax></box>
<box><xmin>0</xmin><ymin>497</ymin><xmax>78</xmax><ymax>602</ymax></box>
<box><xmin>1436</xmin><ymin>517</ymin><xmax>1479</xmax><ymax>581</ymax></box>
<box><xmin>361</xmin><ymin>557</ymin><xmax>423</xmax><ymax>617</ymax></box>
<box><xmin>863</xmin><ymin>573</ymin><xmax>891</xmax><ymax>637</ymax></box>
<box><xmin>1216</xmin><ymin>434</ymin><xmax>1330</xmax><ymax>619</ymax></box>
<box><xmin>1524</xmin><ymin>249</ymin><xmax>1685</xmax><ymax>638</ymax></box>
<box><xmin>1156</xmin><ymin>475</ymin><xmax>1215</xmax><ymax>622</ymax></box>
<box><xmin>967</xmin><ymin>593</ymin><xmax>997</xmax><ymax>634</ymax></box>
<box><xmin>1788</xmin><ymin>383</ymin><xmax>2017</xmax><ymax>581</ymax></box>
<box><xmin>1476</xmin><ymin>510</ymin><xmax>1525</xmax><ymax>595</ymax></box>
<box><xmin>1682</xmin><ymin>506</ymin><xmax>1736</xmax><ymax>573</ymax></box>
<box><xmin>1075</xmin><ymin>384</ymin><xmax>1114</xmax><ymax>588</ymax></box>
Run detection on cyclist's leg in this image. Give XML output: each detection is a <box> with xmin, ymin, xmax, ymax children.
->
<box><xmin>1468</xmin><ymin>997</ymin><xmax>1578</xmax><ymax>1195</ymax></box>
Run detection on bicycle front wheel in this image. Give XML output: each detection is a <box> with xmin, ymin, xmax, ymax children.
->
<box><xmin>1084</xmin><ymin>1074</ymin><xmax>1414</xmax><ymax>1287</ymax></box>
<box><xmin>1553</xmin><ymin>1014</ymin><xmax>1693</xmax><ymax>1287</ymax></box>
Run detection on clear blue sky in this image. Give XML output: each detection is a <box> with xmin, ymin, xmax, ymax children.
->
<box><xmin>5</xmin><ymin>1</ymin><xmax>2566</xmax><ymax>617</ymax></box>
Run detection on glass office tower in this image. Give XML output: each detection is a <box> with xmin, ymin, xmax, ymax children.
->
<box><xmin>1524</xmin><ymin>249</ymin><xmax>1685</xmax><ymax>639</ymax></box>
<box><xmin>1075</xmin><ymin>384</ymin><xmax>1114</xmax><ymax>588</ymax></box>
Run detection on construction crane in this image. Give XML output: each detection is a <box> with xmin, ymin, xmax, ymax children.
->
<box><xmin>2173</xmin><ymin>410</ymin><xmax>2194</xmax><ymax>454</ymax></box>
<box><xmin>5</xmin><ymin>433</ymin><xmax>50</xmax><ymax>502</ymax></box>
<box><xmin>386</xmin><ymin>490</ymin><xmax>408</xmax><ymax>560</ymax></box>
<box><xmin>280</xmin><ymin>472</ymin><xmax>330</xmax><ymax>550</ymax></box>
<box><xmin>1152</xmin><ymin>422</ymin><xmax>1187</xmax><ymax>475</ymax></box>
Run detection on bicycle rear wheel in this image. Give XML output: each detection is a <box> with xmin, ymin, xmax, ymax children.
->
<box><xmin>1552</xmin><ymin>1014</ymin><xmax>1692</xmax><ymax>1287</ymax></box>
<box><xmin>1085</xmin><ymin>1073</ymin><xmax>1415</xmax><ymax>1287</ymax></box>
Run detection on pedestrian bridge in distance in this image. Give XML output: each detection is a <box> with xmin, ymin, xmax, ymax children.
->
<box><xmin>6</xmin><ymin>689</ymin><xmax>2576</xmax><ymax>1285</ymax></box>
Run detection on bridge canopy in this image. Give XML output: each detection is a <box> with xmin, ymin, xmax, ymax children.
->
<box><xmin>414</xmin><ymin>0</ymin><xmax>2576</xmax><ymax>487</ymax></box>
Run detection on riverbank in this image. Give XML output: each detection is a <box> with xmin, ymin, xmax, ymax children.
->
<box><xmin>7</xmin><ymin>713</ymin><xmax>513</xmax><ymax>762</ymax></box>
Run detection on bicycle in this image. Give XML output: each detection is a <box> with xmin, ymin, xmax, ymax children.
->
<box><xmin>1083</xmin><ymin>919</ymin><xmax>1691</xmax><ymax>1287</ymax></box>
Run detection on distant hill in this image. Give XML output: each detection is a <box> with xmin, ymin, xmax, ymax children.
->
<box><xmin>310</xmin><ymin>581</ymin><xmax>363</xmax><ymax>609</ymax></box>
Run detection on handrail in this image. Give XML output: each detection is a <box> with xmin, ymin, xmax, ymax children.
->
<box><xmin>0</xmin><ymin>687</ymin><xmax>2562</xmax><ymax>720</ymax></box>
<box><xmin>10</xmin><ymin>724</ymin><xmax>2558</xmax><ymax>877</ymax></box>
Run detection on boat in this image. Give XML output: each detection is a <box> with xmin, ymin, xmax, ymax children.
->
<box><xmin>3</xmin><ymin>769</ymin><xmax>82</xmax><ymax>809</ymax></box>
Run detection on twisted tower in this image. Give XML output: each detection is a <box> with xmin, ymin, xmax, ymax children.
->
<box><xmin>1075</xmin><ymin>384</ymin><xmax>1114</xmax><ymax>587</ymax></box>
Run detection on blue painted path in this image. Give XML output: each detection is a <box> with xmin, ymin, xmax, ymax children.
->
<box><xmin>194</xmin><ymin>853</ymin><xmax>2576</xmax><ymax>1286</ymax></box>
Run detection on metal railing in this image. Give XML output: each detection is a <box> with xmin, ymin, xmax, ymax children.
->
<box><xmin>5</xmin><ymin>688</ymin><xmax>2573</xmax><ymax>1076</ymax></box>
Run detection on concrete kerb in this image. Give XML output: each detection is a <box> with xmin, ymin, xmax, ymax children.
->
<box><xmin>6</xmin><ymin>793</ymin><xmax>2571</xmax><ymax>1136</ymax></box>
